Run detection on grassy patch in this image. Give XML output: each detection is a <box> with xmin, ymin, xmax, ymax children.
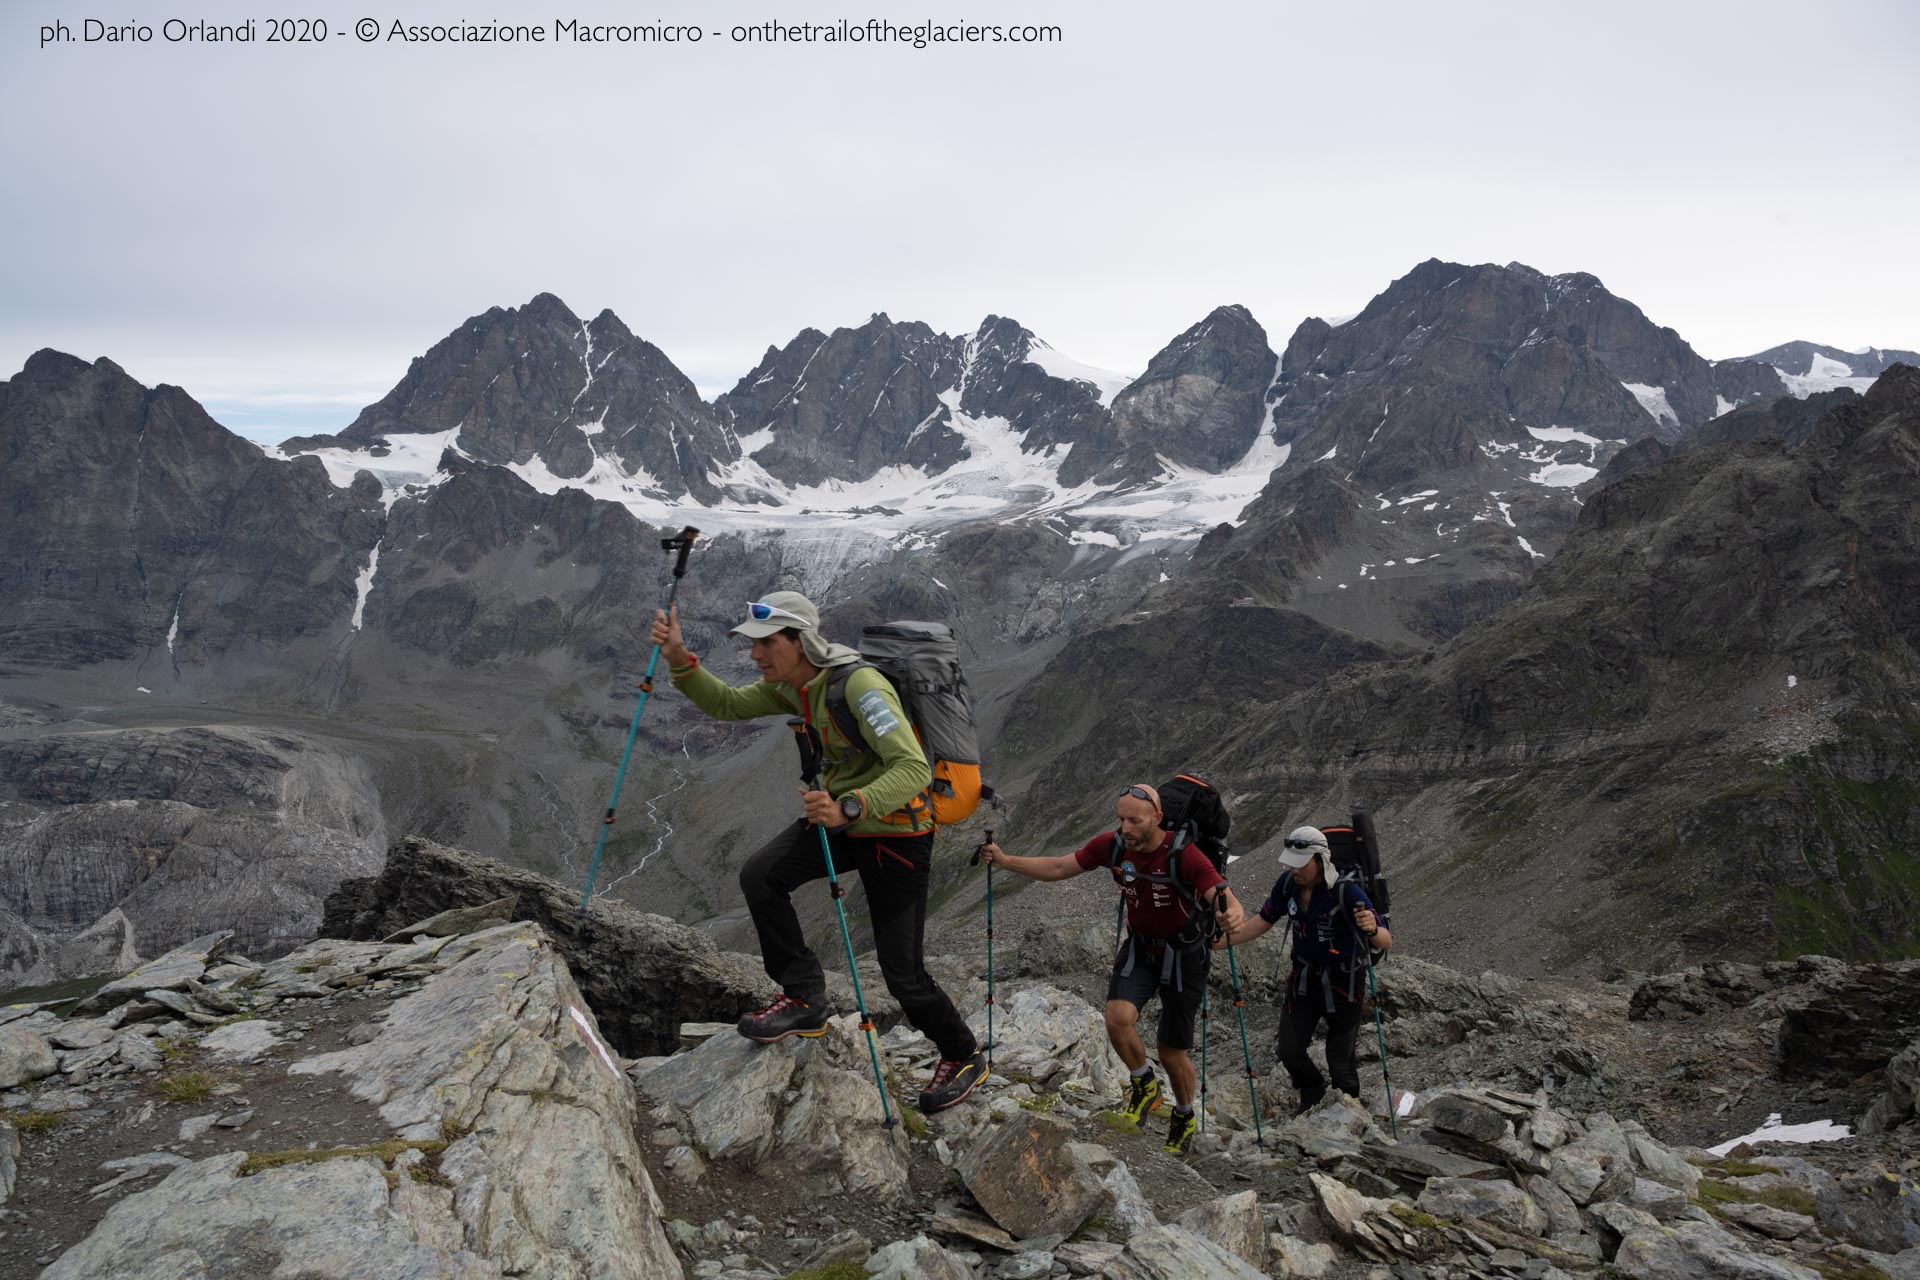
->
<box><xmin>1096</xmin><ymin>1111</ymin><xmax>1140</xmax><ymax>1135</ymax></box>
<box><xmin>1694</xmin><ymin>1176</ymin><xmax>1816</xmax><ymax>1216</ymax></box>
<box><xmin>781</xmin><ymin>1265</ymin><xmax>868</xmax><ymax>1280</ymax></box>
<box><xmin>897</xmin><ymin>1107</ymin><xmax>928</xmax><ymax>1139</ymax></box>
<box><xmin>154</xmin><ymin>1070</ymin><xmax>218</xmax><ymax>1103</ymax></box>
<box><xmin>1012</xmin><ymin>1093</ymin><xmax>1057</xmax><ymax>1112</ymax></box>
<box><xmin>1813</xmin><ymin>1258</ymin><xmax>1894</xmax><ymax>1280</ymax></box>
<box><xmin>1697</xmin><ymin>1158</ymin><xmax>1778</xmax><ymax>1177</ymax></box>
<box><xmin>1387</xmin><ymin>1203</ymin><xmax>1446</xmax><ymax>1230</ymax></box>
<box><xmin>238</xmin><ymin>1139</ymin><xmax>447</xmax><ymax>1178</ymax></box>
<box><xmin>3</xmin><ymin>1109</ymin><xmax>64</xmax><ymax>1137</ymax></box>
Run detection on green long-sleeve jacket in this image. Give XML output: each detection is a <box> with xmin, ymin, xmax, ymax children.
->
<box><xmin>668</xmin><ymin>658</ymin><xmax>933</xmax><ymax>837</ymax></box>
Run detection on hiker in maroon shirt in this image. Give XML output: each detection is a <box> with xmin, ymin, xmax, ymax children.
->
<box><xmin>980</xmin><ymin>782</ymin><xmax>1245</xmax><ymax>1156</ymax></box>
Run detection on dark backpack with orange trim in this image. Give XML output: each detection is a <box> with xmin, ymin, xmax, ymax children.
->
<box><xmin>1159</xmin><ymin>774</ymin><xmax>1231</xmax><ymax>875</ymax></box>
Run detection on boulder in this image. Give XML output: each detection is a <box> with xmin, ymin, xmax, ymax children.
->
<box><xmin>1126</xmin><ymin>1222</ymin><xmax>1269</xmax><ymax>1280</ymax></box>
<box><xmin>0</xmin><ymin>1027</ymin><xmax>56</xmax><ymax>1088</ymax></box>
<box><xmin>1416</xmin><ymin>1176</ymin><xmax>1549</xmax><ymax>1237</ymax></box>
<box><xmin>1613</xmin><ymin>1216</ymin><xmax>1823</xmax><ymax>1280</ymax></box>
<box><xmin>76</xmin><ymin>930</ymin><xmax>232</xmax><ymax>1013</ymax></box>
<box><xmin>1815</xmin><ymin>1166</ymin><xmax>1920</xmax><ymax>1255</ymax></box>
<box><xmin>320</xmin><ymin>836</ymin><xmax>762</xmax><ymax>1056</ymax></box>
<box><xmin>965</xmin><ymin>983</ymin><xmax>1121</xmax><ymax>1095</ymax></box>
<box><xmin>633</xmin><ymin>1015</ymin><xmax>909</xmax><ymax>1198</ymax></box>
<box><xmin>957</xmin><ymin>1112</ymin><xmax>1104</xmax><ymax>1241</ymax></box>
<box><xmin>864</xmin><ymin>1234</ymin><xmax>973</xmax><ymax>1280</ymax></box>
<box><xmin>1860</xmin><ymin>1037</ymin><xmax>1920</xmax><ymax>1134</ymax></box>
<box><xmin>49</xmin><ymin>921</ymin><xmax>682</xmax><ymax>1279</ymax></box>
<box><xmin>1174</xmin><ymin>1190</ymin><xmax>1265</xmax><ymax>1269</ymax></box>
<box><xmin>378</xmin><ymin>896</ymin><xmax>517</xmax><ymax>943</ymax></box>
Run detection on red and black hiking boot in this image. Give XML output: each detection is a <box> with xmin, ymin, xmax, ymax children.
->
<box><xmin>735</xmin><ymin>994</ymin><xmax>829</xmax><ymax>1044</ymax></box>
<box><xmin>918</xmin><ymin>1050</ymin><xmax>989</xmax><ymax>1113</ymax></box>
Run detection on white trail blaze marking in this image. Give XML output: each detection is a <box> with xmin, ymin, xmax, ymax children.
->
<box><xmin>568</xmin><ymin>1003</ymin><xmax>620</xmax><ymax>1077</ymax></box>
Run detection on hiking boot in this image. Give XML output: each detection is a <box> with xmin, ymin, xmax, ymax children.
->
<box><xmin>1163</xmin><ymin>1107</ymin><xmax>1199</xmax><ymax>1156</ymax></box>
<box><xmin>1293</xmin><ymin>1088</ymin><xmax>1326</xmax><ymax>1116</ymax></box>
<box><xmin>919</xmin><ymin>1050</ymin><xmax>988</xmax><ymax>1113</ymax></box>
<box><xmin>736</xmin><ymin>994</ymin><xmax>828</xmax><ymax>1043</ymax></box>
<box><xmin>1121</xmin><ymin>1071</ymin><xmax>1163</xmax><ymax>1124</ymax></box>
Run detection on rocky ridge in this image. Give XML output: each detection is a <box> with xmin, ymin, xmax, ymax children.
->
<box><xmin>12</xmin><ymin>841</ymin><xmax>1920</xmax><ymax>1279</ymax></box>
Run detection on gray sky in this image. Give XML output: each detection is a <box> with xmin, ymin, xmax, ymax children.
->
<box><xmin>3</xmin><ymin>0</ymin><xmax>1916</xmax><ymax>443</ymax></box>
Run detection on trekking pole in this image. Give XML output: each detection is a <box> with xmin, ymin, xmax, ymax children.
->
<box><xmin>1198</xmin><ymin>981</ymin><xmax>1210</xmax><ymax>1135</ymax></box>
<box><xmin>1362</xmin><ymin>947</ymin><xmax>1396</xmax><ymax>1139</ymax></box>
<box><xmin>969</xmin><ymin>827</ymin><xmax>996</xmax><ymax>1069</ymax></box>
<box><xmin>788</xmin><ymin>717</ymin><xmax>896</xmax><ymax>1129</ymax></box>
<box><xmin>580</xmin><ymin>526</ymin><xmax>699</xmax><ymax>907</ymax></box>
<box><xmin>1216</xmin><ymin>889</ymin><xmax>1263</xmax><ymax>1145</ymax></box>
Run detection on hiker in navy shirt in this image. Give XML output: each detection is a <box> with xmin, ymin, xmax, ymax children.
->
<box><xmin>1217</xmin><ymin>825</ymin><xmax>1391</xmax><ymax>1112</ymax></box>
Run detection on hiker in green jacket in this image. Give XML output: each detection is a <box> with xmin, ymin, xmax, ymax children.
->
<box><xmin>650</xmin><ymin>591</ymin><xmax>986</xmax><ymax>1114</ymax></box>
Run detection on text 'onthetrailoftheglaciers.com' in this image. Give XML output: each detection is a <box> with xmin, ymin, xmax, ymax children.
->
<box><xmin>37</xmin><ymin>17</ymin><xmax>1066</xmax><ymax>50</ymax></box>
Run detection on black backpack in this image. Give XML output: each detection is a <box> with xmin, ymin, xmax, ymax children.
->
<box><xmin>1108</xmin><ymin>773</ymin><xmax>1233</xmax><ymax>942</ymax></box>
<box><xmin>1320</xmin><ymin>810</ymin><xmax>1392</xmax><ymax>949</ymax></box>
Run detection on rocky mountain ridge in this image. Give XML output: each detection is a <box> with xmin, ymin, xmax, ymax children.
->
<box><xmin>10</xmin><ymin>840</ymin><xmax>1920</xmax><ymax>1280</ymax></box>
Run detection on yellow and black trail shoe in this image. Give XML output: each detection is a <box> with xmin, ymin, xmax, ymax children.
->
<box><xmin>920</xmin><ymin>1050</ymin><xmax>988</xmax><ymax>1113</ymax></box>
<box><xmin>1163</xmin><ymin>1106</ymin><xmax>1199</xmax><ymax>1155</ymax></box>
<box><xmin>736</xmin><ymin>994</ymin><xmax>829</xmax><ymax>1043</ymax></box>
<box><xmin>1122</xmin><ymin>1071</ymin><xmax>1163</xmax><ymax>1124</ymax></box>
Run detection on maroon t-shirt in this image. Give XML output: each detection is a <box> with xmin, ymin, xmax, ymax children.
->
<box><xmin>1073</xmin><ymin>831</ymin><xmax>1224</xmax><ymax>940</ymax></box>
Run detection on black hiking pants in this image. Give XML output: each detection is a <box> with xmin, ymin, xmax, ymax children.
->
<box><xmin>1275</xmin><ymin>982</ymin><xmax>1366</xmax><ymax>1105</ymax></box>
<box><xmin>739</xmin><ymin>819</ymin><xmax>978</xmax><ymax>1061</ymax></box>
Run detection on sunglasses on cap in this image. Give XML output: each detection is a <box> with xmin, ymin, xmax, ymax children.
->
<box><xmin>1284</xmin><ymin>838</ymin><xmax>1320</xmax><ymax>850</ymax></box>
<box><xmin>746</xmin><ymin>601</ymin><xmax>810</xmax><ymax>626</ymax></box>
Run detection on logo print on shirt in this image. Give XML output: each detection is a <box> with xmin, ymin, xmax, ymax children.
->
<box><xmin>856</xmin><ymin>688</ymin><xmax>900</xmax><ymax>738</ymax></box>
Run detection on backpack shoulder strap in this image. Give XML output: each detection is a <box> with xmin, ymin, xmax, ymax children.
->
<box><xmin>824</xmin><ymin>662</ymin><xmax>872</xmax><ymax>756</ymax></box>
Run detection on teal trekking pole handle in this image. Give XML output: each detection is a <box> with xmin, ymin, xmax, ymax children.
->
<box><xmin>788</xmin><ymin>717</ymin><xmax>897</xmax><ymax>1129</ymax></box>
<box><xmin>580</xmin><ymin>526</ymin><xmax>699</xmax><ymax>907</ymax></box>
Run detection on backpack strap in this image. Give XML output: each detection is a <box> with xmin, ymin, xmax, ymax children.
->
<box><xmin>823</xmin><ymin>662</ymin><xmax>872</xmax><ymax>760</ymax></box>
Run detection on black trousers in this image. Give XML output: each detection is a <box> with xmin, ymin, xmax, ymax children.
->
<box><xmin>739</xmin><ymin>819</ymin><xmax>977</xmax><ymax>1061</ymax></box>
<box><xmin>1275</xmin><ymin>983</ymin><xmax>1366</xmax><ymax>1103</ymax></box>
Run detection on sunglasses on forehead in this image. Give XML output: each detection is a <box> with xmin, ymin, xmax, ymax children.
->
<box><xmin>1118</xmin><ymin>785</ymin><xmax>1161</xmax><ymax>810</ymax></box>
<box><xmin>746</xmin><ymin>601</ymin><xmax>810</xmax><ymax>626</ymax></box>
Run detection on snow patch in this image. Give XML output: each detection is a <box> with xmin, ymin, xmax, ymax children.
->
<box><xmin>351</xmin><ymin>544</ymin><xmax>382</xmax><ymax>631</ymax></box>
<box><xmin>1526</xmin><ymin>425</ymin><xmax>1611</xmax><ymax>447</ymax></box>
<box><xmin>1708</xmin><ymin>1113</ymin><xmax>1849</xmax><ymax>1157</ymax></box>
<box><xmin>1023</xmin><ymin>339</ymin><xmax>1133</xmax><ymax>408</ymax></box>
<box><xmin>166</xmin><ymin>605</ymin><xmax>179</xmax><ymax>655</ymax></box>
<box><xmin>1517</xmin><ymin>536</ymin><xmax>1545</xmax><ymax>560</ymax></box>
<box><xmin>1714</xmin><ymin>395</ymin><xmax>1737</xmax><ymax>418</ymax></box>
<box><xmin>1528</xmin><ymin>462</ymin><xmax>1599</xmax><ymax>487</ymax></box>
<box><xmin>1622</xmin><ymin>382</ymin><xmax>1680</xmax><ymax>428</ymax></box>
<box><xmin>1787</xmin><ymin>674</ymin><xmax>1798</xmax><ymax>689</ymax></box>
<box><xmin>1775</xmin><ymin>351</ymin><xmax>1878</xmax><ymax>398</ymax></box>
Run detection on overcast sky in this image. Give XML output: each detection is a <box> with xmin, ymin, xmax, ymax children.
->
<box><xmin>3</xmin><ymin>0</ymin><xmax>1916</xmax><ymax>443</ymax></box>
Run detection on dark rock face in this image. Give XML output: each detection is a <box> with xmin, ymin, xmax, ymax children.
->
<box><xmin>1687</xmin><ymin>388</ymin><xmax>1860</xmax><ymax>452</ymax></box>
<box><xmin>713</xmin><ymin>313</ymin><xmax>969</xmax><ymax>487</ymax></box>
<box><xmin>955</xmin><ymin>315</ymin><xmax>1124</xmax><ymax>488</ymax></box>
<box><xmin>1108</xmin><ymin>304</ymin><xmax>1276</xmax><ymax>476</ymax></box>
<box><xmin>0</xmin><ymin>727</ymin><xmax>385</xmax><ymax>969</ymax></box>
<box><xmin>1013</xmin><ymin>368</ymin><xmax>1920</xmax><ymax>976</ymax></box>
<box><xmin>0</xmin><ymin>351</ymin><xmax>383</xmax><ymax>665</ymax></box>
<box><xmin>321</xmin><ymin>835</ymin><xmax>762</xmax><ymax>1056</ymax></box>
<box><xmin>290</xmin><ymin>293</ymin><xmax>736</xmax><ymax>501</ymax></box>
<box><xmin>1710</xmin><ymin>357</ymin><xmax>1790</xmax><ymax>408</ymax></box>
<box><xmin>1777</xmin><ymin>962</ymin><xmax>1920</xmax><ymax>1084</ymax></box>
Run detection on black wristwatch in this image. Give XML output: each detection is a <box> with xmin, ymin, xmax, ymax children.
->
<box><xmin>839</xmin><ymin>794</ymin><xmax>864</xmax><ymax>821</ymax></box>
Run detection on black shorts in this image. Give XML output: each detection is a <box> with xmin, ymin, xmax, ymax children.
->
<box><xmin>1105</xmin><ymin>935</ymin><xmax>1210</xmax><ymax>1051</ymax></box>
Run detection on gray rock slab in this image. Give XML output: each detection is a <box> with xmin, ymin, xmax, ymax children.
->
<box><xmin>0</xmin><ymin>1118</ymin><xmax>16</xmax><ymax>1205</ymax></box>
<box><xmin>379</xmin><ymin>896</ymin><xmax>517</xmax><ymax>944</ymax></box>
<box><xmin>1174</xmin><ymin>1190</ymin><xmax>1265</xmax><ymax>1269</ymax></box>
<box><xmin>198</xmin><ymin>1019</ymin><xmax>288</xmax><ymax>1064</ymax></box>
<box><xmin>1417</xmin><ymin>1176</ymin><xmax>1549</xmax><ymax>1237</ymax></box>
<box><xmin>865</xmin><ymin>1233</ymin><xmax>973</xmax><ymax>1280</ymax></box>
<box><xmin>1613</xmin><ymin>1217</ymin><xmax>1823</xmax><ymax>1279</ymax></box>
<box><xmin>1127</xmin><ymin>1221</ymin><xmax>1270</xmax><ymax>1279</ymax></box>
<box><xmin>958</xmin><ymin>1112</ymin><xmax>1104</xmax><ymax>1241</ymax></box>
<box><xmin>0</xmin><ymin>1026</ymin><xmax>57</xmax><ymax>1088</ymax></box>
<box><xmin>77</xmin><ymin>931</ymin><xmax>232</xmax><ymax>1013</ymax></box>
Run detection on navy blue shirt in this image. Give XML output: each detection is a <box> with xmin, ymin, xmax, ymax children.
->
<box><xmin>1259</xmin><ymin>874</ymin><xmax>1376</xmax><ymax>970</ymax></box>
